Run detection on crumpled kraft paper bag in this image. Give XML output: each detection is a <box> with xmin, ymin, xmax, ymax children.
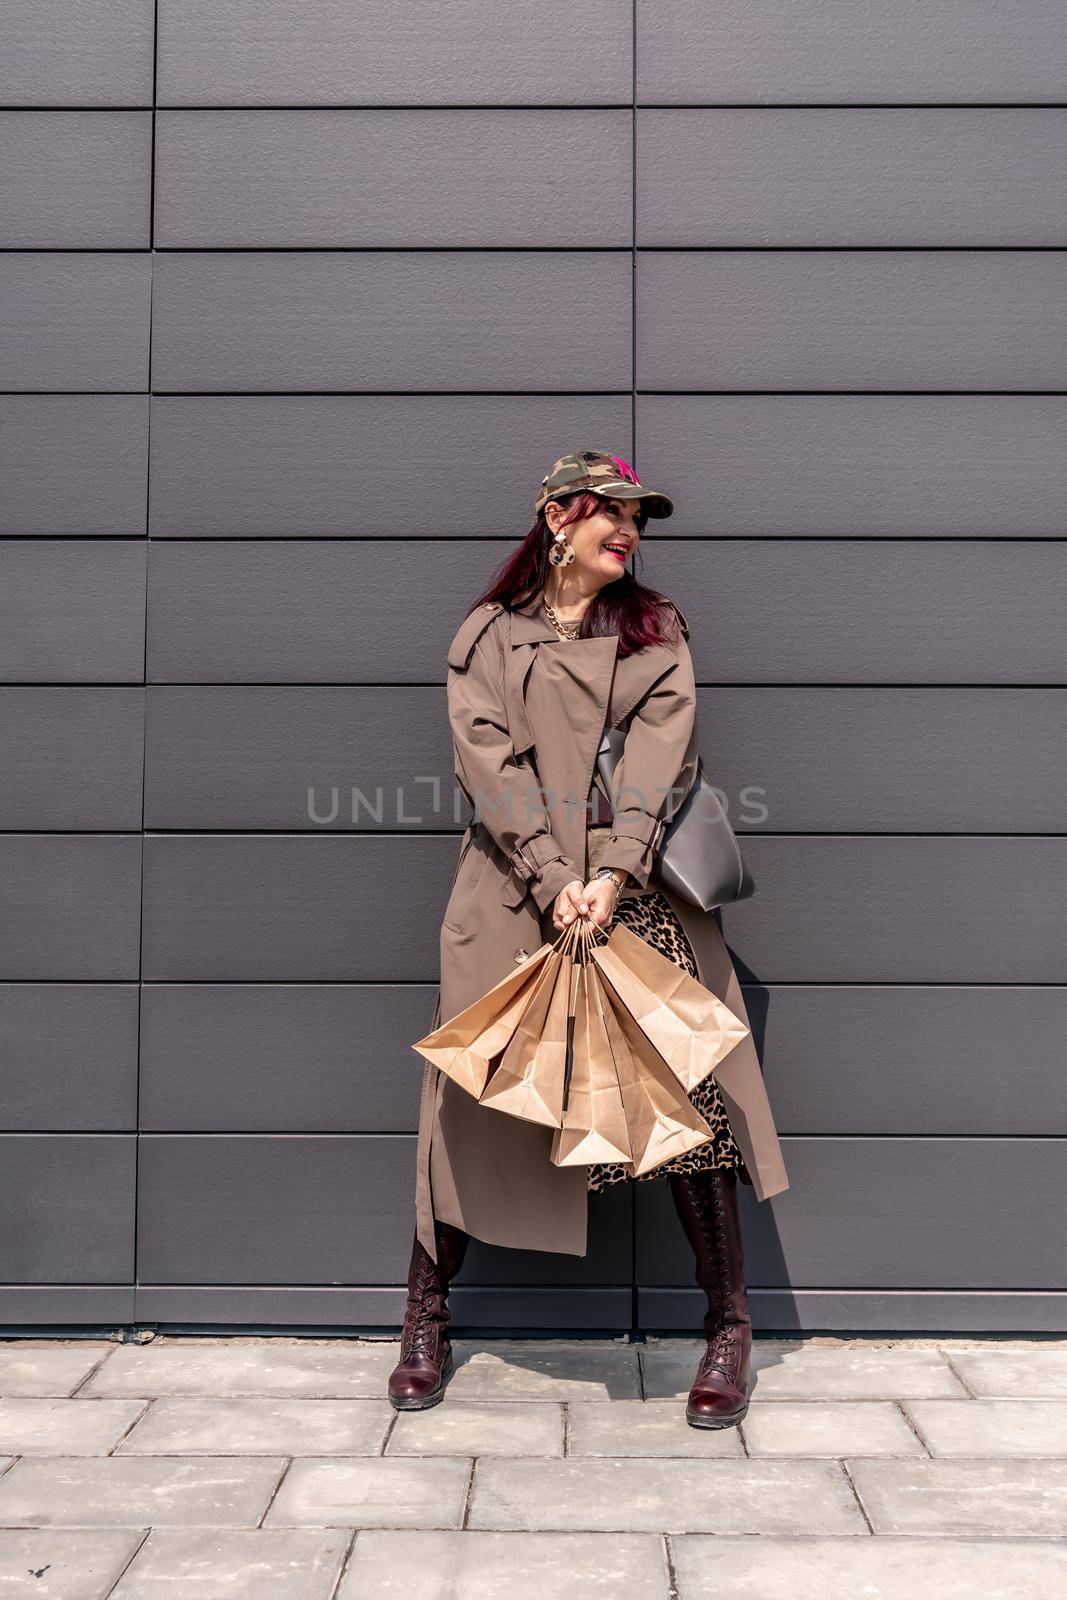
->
<box><xmin>598</xmin><ymin>966</ymin><xmax>715</xmax><ymax>1176</ymax></box>
<box><xmin>551</xmin><ymin>959</ymin><xmax>633</xmax><ymax>1167</ymax></box>
<box><xmin>476</xmin><ymin>938</ymin><xmax>575</xmax><ymax>1128</ymax></box>
<box><xmin>592</xmin><ymin>919</ymin><xmax>749</xmax><ymax>1093</ymax></box>
<box><xmin>410</xmin><ymin>941</ymin><xmax>553</xmax><ymax>1098</ymax></box>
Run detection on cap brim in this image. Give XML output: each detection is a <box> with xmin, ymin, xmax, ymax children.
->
<box><xmin>592</xmin><ymin>484</ymin><xmax>674</xmax><ymax>518</ymax></box>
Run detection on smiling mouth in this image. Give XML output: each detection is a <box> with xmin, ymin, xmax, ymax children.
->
<box><xmin>603</xmin><ymin>543</ymin><xmax>630</xmax><ymax>559</ymax></box>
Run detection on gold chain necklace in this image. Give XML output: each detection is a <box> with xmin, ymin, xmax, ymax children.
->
<box><xmin>543</xmin><ymin>595</ymin><xmax>582</xmax><ymax>640</ymax></box>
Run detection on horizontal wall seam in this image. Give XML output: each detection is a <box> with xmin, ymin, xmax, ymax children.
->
<box><xmin>4</xmin><ymin>828</ymin><xmax>1067</xmax><ymax>839</ymax></box>
<box><xmin>16</xmin><ymin>386</ymin><xmax>1063</xmax><ymax>395</ymax></box>
<box><xmin>28</xmin><ymin>979</ymin><xmax>1066</xmax><ymax>990</ymax></box>
<box><xmin>3</xmin><ymin>1131</ymin><xmax>1061</xmax><ymax>1141</ymax></box>
<box><xmin>4</xmin><ymin>1283</ymin><xmax>1064</xmax><ymax>1293</ymax></box>
<box><xmin>8</xmin><ymin>684</ymin><xmax>1067</xmax><ymax>691</ymax></box>
<box><xmin>6</xmin><ymin>102</ymin><xmax>1067</xmax><ymax>111</ymax></box>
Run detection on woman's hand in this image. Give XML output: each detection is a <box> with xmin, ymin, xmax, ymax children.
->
<box><xmin>551</xmin><ymin>879</ymin><xmax>590</xmax><ymax>932</ymax></box>
<box><xmin>580</xmin><ymin>875</ymin><xmax>621</xmax><ymax>930</ymax></box>
<box><xmin>551</xmin><ymin>875</ymin><xmax>621</xmax><ymax>932</ymax></box>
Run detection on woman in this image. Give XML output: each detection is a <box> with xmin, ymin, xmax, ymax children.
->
<box><xmin>388</xmin><ymin>449</ymin><xmax>789</xmax><ymax>1429</ymax></box>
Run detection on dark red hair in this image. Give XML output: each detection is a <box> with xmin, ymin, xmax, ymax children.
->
<box><xmin>466</xmin><ymin>491</ymin><xmax>681</xmax><ymax>657</ymax></box>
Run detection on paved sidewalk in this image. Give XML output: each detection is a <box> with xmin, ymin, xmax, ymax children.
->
<box><xmin>0</xmin><ymin>1334</ymin><xmax>1063</xmax><ymax>1597</ymax></box>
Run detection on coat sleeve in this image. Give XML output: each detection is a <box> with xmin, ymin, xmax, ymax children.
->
<box><xmin>447</xmin><ymin>610</ymin><xmax>583</xmax><ymax>913</ymax></box>
<box><xmin>598</xmin><ymin>629</ymin><xmax>699</xmax><ymax>889</ymax></box>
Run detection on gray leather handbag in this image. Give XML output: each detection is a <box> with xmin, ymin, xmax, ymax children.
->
<box><xmin>596</xmin><ymin>727</ymin><xmax>756</xmax><ymax>913</ymax></box>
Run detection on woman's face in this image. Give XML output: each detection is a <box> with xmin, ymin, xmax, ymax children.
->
<box><xmin>544</xmin><ymin>494</ymin><xmax>643</xmax><ymax>589</ymax></box>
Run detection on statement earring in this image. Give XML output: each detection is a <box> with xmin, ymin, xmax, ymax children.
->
<box><xmin>548</xmin><ymin>528</ymin><xmax>575</xmax><ymax>567</ymax></box>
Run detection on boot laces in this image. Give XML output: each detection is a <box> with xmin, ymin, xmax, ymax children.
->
<box><xmin>700</xmin><ymin>1325</ymin><xmax>741</xmax><ymax>1381</ymax></box>
<box><xmin>402</xmin><ymin>1257</ymin><xmax>442</xmax><ymax>1359</ymax></box>
<box><xmin>691</xmin><ymin>1175</ymin><xmax>733</xmax><ymax>1320</ymax></box>
<box><xmin>408</xmin><ymin>1313</ymin><xmax>437</xmax><ymax>1356</ymax></box>
<box><xmin>686</xmin><ymin>1173</ymin><xmax>742</xmax><ymax>1380</ymax></box>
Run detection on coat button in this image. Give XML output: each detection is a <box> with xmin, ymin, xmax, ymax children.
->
<box><xmin>514</xmin><ymin>947</ymin><xmax>530</xmax><ymax>963</ymax></box>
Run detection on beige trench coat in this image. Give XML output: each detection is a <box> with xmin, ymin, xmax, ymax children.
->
<box><xmin>414</xmin><ymin>591</ymin><xmax>789</xmax><ymax>1262</ymax></box>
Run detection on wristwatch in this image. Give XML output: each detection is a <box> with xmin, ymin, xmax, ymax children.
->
<box><xmin>592</xmin><ymin>866</ymin><xmax>625</xmax><ymax>892</ymax></box>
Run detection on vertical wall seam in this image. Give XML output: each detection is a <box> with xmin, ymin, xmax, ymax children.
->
<box><xmin>131</xmin><ymin>0</ymin><xmax>161</xmax><ymax>1326</ymax></box>
<box><xmin>631</xmin><ymin>0</ymin><xmax>638</xmax><ymax>470</ymax></box>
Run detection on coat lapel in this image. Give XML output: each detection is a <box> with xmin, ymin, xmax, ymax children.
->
<box><xmin>504</xmin><ymin>594</ymin><xmax>618</xmax><ymax>879</ymax></box>
<box><xmin>504</xmin><ymin>593</ymin><xmax>561</xmax><ymax>757</ymax></box>
<box><xmin>539</xmin><ymin>634</ymin><xmax>618</xmax><ymax>877</ymax></box>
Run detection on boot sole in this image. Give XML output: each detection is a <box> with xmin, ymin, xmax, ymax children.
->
<box><xmin>388</xmin><ymin>1387</ymin><xmax>446</xmax><ymax>1411</ymax></box>
<box><xmin>686</xmin><ymin>1400</ymin><xmax>749</xmax><ymax>1429</ymax></box>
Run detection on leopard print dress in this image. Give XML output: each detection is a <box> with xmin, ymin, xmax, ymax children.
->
<box><xmin>586</xmin><ymin>883</ymin><xmax>746</xmax><ymax>1193</ymax></box>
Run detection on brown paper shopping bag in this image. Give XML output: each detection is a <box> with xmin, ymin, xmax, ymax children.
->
<box><xmin>410</xmin><ymin>941</ymin><xmax>553</xmax><ymax>1098</ymax></box>
<box><xmin>591</xmin><ymin>919</ymin><xmax>749</xmax><ymax>1093</ymax></box>
<box><xmin>598</xmin><ymin>965</ymin><xmax>715</xmax><ymax>1176</ymax></box>
<box><xmin>550</xmin><ymin>937</ymin><xmax>633</xmax><ymax>1168</ymax></box>
<box><xmin>476</xmin><ymin>922</ymin><xmax>580</xmax><ymax>1128</ymax></box>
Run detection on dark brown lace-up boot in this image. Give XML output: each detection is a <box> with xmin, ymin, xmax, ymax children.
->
<box><xmin>667</xmin><ymin>1166</ymin><xmax>753</xmax><ymax>1428</ymax></box>
<box><xmin>387</xmin><ymin>1220</ymin><xmax>471</xmax><ymax>1410</ymax></box>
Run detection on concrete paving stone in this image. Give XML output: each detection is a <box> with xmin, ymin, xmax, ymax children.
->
<box><xmin>266</xmin><ymin>1456</ymin><xmax>471</xmax><ymax>1530</ymax></box>
<box><xmin>566</xmin><ymin>1400</ymin><xmax>742</xmax><ymax>1458</ymax></box>
<box><xmin>0</xmin><ymin>1528</ymin><xmax>145</xmax><ymax>1597</ymax></box>
<box><xmin>905</xmin><ymin>1398</ymin><xmax>1067</xmax><ymax>1457</ymax></box>
<box><xmin>0</xmin><ymin>1456</ymin><xmax>287</xmax><ymax>1529</ymax></box>
<box><xmin>745</xmin><ymin>1345</ymin><xmax>967</xmax><ymax>1401</ymax></box>
<box><xmin>109</xmin><ymin>1527</ymin><xmax>349</xmax><ymax>1599</ymax></box>
<box><xmin>0</xmin><ymin>1346</ymin><xmax>113</xmax><ymax>1400</ymax></box>
<box><xmin>942</xmin><ymin>1339</ymin><xmax>1067</xmax><ymax>1348</ymax></box>
<box><xmin>82</xmin><ymin>1343</ymin><xmax>395</xmax><ymax>1399</ymax></box>
<box><xmin>447</xmin><ymin>1342</ymin><xmax>641</xmax><ymax>1401</ymax></box>
<box><xmin>116</xmin><ymin>1397</ymin><xmax>393</xmax><ymax>1456</ymax></box>
<box><xmin>670</xmin><ymin>1534</ymin><xmax>1067</xmax><ymax>1599</ymax></box>
<box><xmin>469</xmin><ymin>1457</ymin><xmax>865</xmax><ymax>1534</ymax></box>
<box><xmin>387</xmin><ymin>1402</ymin><xmax>563</xmax><ymax>1458</ymax></box>
<box><xmin>641</xmin><ymin>1343</ymin><xmax>964</xmax><ymax>1401</ymax></box>
<box><xmin>740</xmin><ymin>1400</ymin><xmax>924</xmax><ymax>1458</ymax></box>
<box><xmin>946</xmin><ymin>1347</ymin><xmax>1067</xmax><ymax>1398</ymax></box>
<box><xmin>848</xmin><ymin>1456</ymin><xmax>1067</xmax><ymax>1536</ymax></box>
<box><xmin>0</xmin><ymin>1399</ymin><xmax>145</xmax><ymax>1458</ymax></box>
<box><xmin>340</xmin><ymin>1528</ymin><xmax>670</xmax><ymax>1598</ymax></box>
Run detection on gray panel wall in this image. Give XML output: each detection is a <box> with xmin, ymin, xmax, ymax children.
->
<box><xmin>1</xmin><ymin>0</ymin><xmax>1063</xmax><ymax>1335</ymax></box>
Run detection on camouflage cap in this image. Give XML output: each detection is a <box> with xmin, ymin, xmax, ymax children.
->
<box><xmin>534</xmin><ymin>448</ymin><xmax>674</xmax><ymax>520</ymax></box>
